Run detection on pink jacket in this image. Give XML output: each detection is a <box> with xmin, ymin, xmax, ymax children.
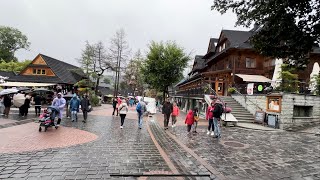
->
<box><xmin>172</xmin><ymin>106</ymin><xmax>180</xmax><ymax>116</ymax></box>
<box><xmin>206</xmin><ymin>106</ymin><xmax>214</xmax><ymax>120</ymax></box>
<box><xmin>185</xmin><ymin>110</ymin><xmax>194</xmax><ymax>125</ymax></box>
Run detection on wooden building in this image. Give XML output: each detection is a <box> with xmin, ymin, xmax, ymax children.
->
<box><xmin>176</xmin><ymin>29</ymin><xmax>320</xmax><ymax>97</ymax></box>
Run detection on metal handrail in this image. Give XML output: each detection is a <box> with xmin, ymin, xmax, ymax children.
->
<box><xmin>229</xmin><ymin>85</ymin><xmax>263</xmax><ymax>111</ymax></box>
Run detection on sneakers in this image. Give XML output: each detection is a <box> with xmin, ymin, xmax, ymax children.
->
<box><xmin>210</xmin><ymin>132</ymin><xmax>215</xmax><ymax>136</ymax></box>
<box><xmin>207</xmin><ymin>130</ymin><xmax>210</xmax><ymax>135</ymax></box>
<box><xmin>120</xmin><ymin>126</ymin><xmax>123</xmax><ymax>129</ymax></box>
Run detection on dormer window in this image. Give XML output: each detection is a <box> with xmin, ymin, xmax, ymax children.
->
<box><xmin>32</xmin><ymin>68</ymin><xmax>46</xmax><ymax>75</ymax></box>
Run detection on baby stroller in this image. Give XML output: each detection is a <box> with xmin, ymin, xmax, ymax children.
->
<box><xmin>39</xmin><ymin>106</ymin><xmax>60</xmax><ymax>132</ymax></box>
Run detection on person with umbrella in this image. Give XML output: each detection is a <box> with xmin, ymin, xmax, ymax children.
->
<box><xmin>51</xmin><ymin>93</ymin><xmax>66</xmax><ymax>126</ymax></box>
<box><xmin>20</xmin><ymin>94</ymin><xmax>31</xmax><ymax>117</ymax></box>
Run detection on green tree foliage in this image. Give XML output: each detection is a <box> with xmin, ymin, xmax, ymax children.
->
<box><xmin>103</xmin><ymin>77</ymin><xmax>111</xmax><ymax>84</ymax></box>
<box><xmin>311</xmin><ymin>74</ymin><xmax>320</xmax><ymax>95</ymax></box>
<box><xmin>124</xmin><ymin>50</ymin><xmax>145</xmax><ymax>95</ymax></box>
<box><xmin>141</xmin><ymin>41</ymin><xmax>190</xmax><ymax>100</ymax></box>
<box><xmin>212</xmin><ymin>0</ymin><xmax>320</xmax><ymax>68</ymax></box>
<box><xmin>0</xmin><ymin>60</ymin><xmax>31</xmax><ymax>73</ymax></box>
<box><xmin>0</xmin><ymin>26</ymin><xmax>30</xmax><ymax>62</ymax></box>
<box><xmin>279</xmin><ymin>64</ymin><xmax>299</xmax><ymax>92</ymax></box>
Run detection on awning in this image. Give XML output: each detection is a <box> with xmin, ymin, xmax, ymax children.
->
<box><xmin>0</xmin><ymin>82</ymin><xmax>56</xmax><ymax>87</ymax></box>
<box><xmin>235</xmin><ymin>74</ymin><xmax>271</xmax><ymax>83</ymax></box>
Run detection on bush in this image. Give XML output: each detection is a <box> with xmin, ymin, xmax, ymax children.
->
<box><xmin>228</xmin><ymin>87</ymin><xmax>236</xmax><ymax>94</ymax></box>
<box><xmin>90</xmin><ymin>95</ymin><xmax>100</xmax><ymax>106</ymax></box>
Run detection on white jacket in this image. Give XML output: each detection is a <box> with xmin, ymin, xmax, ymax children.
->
<box><xmin>118</xmin><ymin>103</ymin><xmax>128</xmax><ymax>114</ymax></box>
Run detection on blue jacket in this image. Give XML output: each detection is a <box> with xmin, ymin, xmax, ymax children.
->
<box><xmin>69</xmin><ymin>97</ymin><xmax>80</xmax><ymax>112</ymax></box>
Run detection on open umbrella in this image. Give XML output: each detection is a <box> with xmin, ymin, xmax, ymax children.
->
<box><xmin>33</xmin><ymin>88</ymin><xmax>50</xmax><ymax>92</ymax></box>
<box><xmin>13</xmin><ymin>93</ymin><xmax>26</xmax><ymax>108</ymax></box>
<box><xmin>0</xmin><ymin>88</ymin><xmax>19</xmax><ymax>95</ymax></box>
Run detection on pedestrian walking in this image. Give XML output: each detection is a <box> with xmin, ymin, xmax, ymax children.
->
<box><xmin>162</xmin><ymin>98</ymin><xmax>173</xmax><ymax>130</ymax></box>
<box><xmin>34</xmin><ymin>94</ymin><xmax>42</xmax><ymax>117</ymax></box>
<box><xmin>80</xmin><ymin>95</ymin><xmax>90</xmax><ymax>123</ymax></box>
<box><xmin>185</xmin><ymin>110</ymin><xmax>194</xmax><ymax>134</ymax></box>
<box><xmin>136</xmin><ymin>98</ymin><xmax>146</xmax><ymax>129</ymax></box>
<box><xmin>3</xmin><ymin>94</ymin><xmax>11</xmax><ymax>117</ymax></box>
<box><xmin>193</xmin><ymin>107</ymin><xmax>199</xmax><ymax>133</ymax></box>
<box><xmin>69</xmin><ymin>94</ymin><xmax>80</xmax><ymax>122</ymax></box>
<box><xmin>116</xmin><ymin>97</ymin><xmax>122</xmax><ymax>116</ymax></box>
<box><xmin>118</xmin><ymin>99</ymin><xmax>128</xmax><ymax>129</ymax></box>
<box><xmin>212</xmin><ymin>99</ymin><xmax>223</xmax><ymax>138</ymax></box>
<box><xmin>206</xmin><ymin>101</ymin><xmax>215</xmax><ymax>136</ymax></box>
<box><xmin>21</xmin><ymin>95</ymin><xmax>31</xmax><ymax>117</ymax></box>
<box><xmin>52</xmin><ymin>93</ymin><xmax>66</xmax><ymax>126</ymax></box>
<box><xmin>112</xmin><ymin>97</ymin><xmax>118</xmax><ymax>116</ymax></box>
<box><xmin>0</xmin><ymin>96</ymin><xmax>4</xmax><ymax>115</ymax></box>
<box><xmin>171</xmin><ymin>102</ymin><xmax>180</xmax><ymax>128</ymax></box>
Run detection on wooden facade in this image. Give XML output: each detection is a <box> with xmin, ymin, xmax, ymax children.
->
<box><xmin>20</xmin><ymin>55</ymin><xmax>56</xmax><ymax>77</ymax></box>
<box><xmin>176</xmin><ymin>29</ymin><xmax>320</xmax><ymax>96</ymax></box>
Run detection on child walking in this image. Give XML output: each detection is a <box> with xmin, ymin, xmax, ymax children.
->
<box><xmin>185</xmin><ymin>110</ymin><xmax>194</xmax><ymax>134</ymax></box>
<box><xmin>193</xmin><ymin>107</ymin><xmax>199</xmax><ymax>133</ymax></box>
<box><xmin>171</xmin><ymin>102</ymin><xmax>180</xmax><ymax>128</ymax></box>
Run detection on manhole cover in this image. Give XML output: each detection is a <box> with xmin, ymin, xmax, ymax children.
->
<box><xmin>224</xmin><ymin>141</ymin><xmax>245</xmax><ymax>147</ymax></box>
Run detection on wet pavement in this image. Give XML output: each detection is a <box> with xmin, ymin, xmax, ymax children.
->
<box><xmin>0</xmin><ymin>104</ymin><xmax>320</xmax><ymax>180</ymax></box>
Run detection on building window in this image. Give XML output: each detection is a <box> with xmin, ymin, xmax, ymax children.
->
<box><xmin>293</xmin><ymin>106</ymin><xmax>313</xmax><ymax>117</ymax></box>
<box><xmin>42</xmin><ymin>69</ymin><xmax>46</xmax><ymax>75</ymax></box>
<box><xmin>32</xmin><ymin>68</ymin><xmax>46</xmax><ymax>75</ymax></box>
<box><xmin>246</xmin><ymin>58</ymin><xmax>256</xmax><ymax>68</ymax></box>
<box><xmin>33</xmin><ymin>69</ymin><xmax>36</xmax><ymax>74</ymax></box>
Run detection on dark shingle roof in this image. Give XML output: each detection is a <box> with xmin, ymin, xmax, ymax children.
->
<box><xmin>0</xmin><ymin>71</ymin><xmax>17</xmax><ymax>78</ymax></box>
<box><xmin>189</xmin><ymin>55</ymin><xmax>206</xmax><ymax>75</ymax></box>
<box><xmin>40</xmin><ymin>54</ymin><xmax>85</xmax><ymax>84</ymax></box>
<box><xmin>221</xmin><ymin>30</ymin><xmax>253</xmax><ymax>48</ymax></box>
<box><xmin>7</xmin><ymin>75</ymin><xmax>62</xmax><ymax>83</ymax></box>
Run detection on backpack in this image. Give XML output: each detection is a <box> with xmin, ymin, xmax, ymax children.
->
<box><xmin>136</xmin><ymin>103</ymin><xmax>141</xmax><ymax>113</ymax></box>
<box><xmin>215</xmin><ymin>104</ymin><xmax>223</xmax><ymax>117</ymax></box>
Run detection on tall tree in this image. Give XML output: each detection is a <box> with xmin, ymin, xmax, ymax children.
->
<box><xmin>108</xmin><ymin>29</ymin><xmax>130</xmax><ymax>96</ymax></box>
<box><xmin>78</xmin><ymin>41</ymin><xmax>114</xmax><ymax>93</ymax></box>
<box><xmin>0</xmin><ymin>26</ymin><xmax>30</xmax><ymax>62</ymax></box>
<box><xmin>212</xmin><ymin>0</ymin><xmax>320</xmax><ymax>68</ymax></box>
<box><xmin>124</xmin><ymin>50</ymin><xmax>145</xmax><ymax>96</ymax></box>
<box><xmin>141</xmin><ymin>41</ymin><xmax>190</xmax><ymax>100</ymax></box>
<box><xmin>0</xmin><ymin>60</ymin><xmax>31</xmax><ymax>73</ymax></box>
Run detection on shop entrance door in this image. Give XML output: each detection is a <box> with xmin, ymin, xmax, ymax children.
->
<box><xmin>215</xmin><ymin>81</ymin><xmax>224</xmax><ymax>96</ymax></box>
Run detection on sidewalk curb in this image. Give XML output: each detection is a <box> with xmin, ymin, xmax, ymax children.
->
<box><xmin>0</xmin><ymin>118</ymin><xmax>36</xmax><ymax>129</ymax></box>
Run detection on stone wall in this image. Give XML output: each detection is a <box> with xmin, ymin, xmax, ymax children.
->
<box><xmin>231</xmin><ymin>94</ymin><xmax>320</xmax><ymax>130</ymax></box>
<box><xmin>231</xmin><ymin>94</ymin><xmax>267</xmax><ymax>115</ymax></box>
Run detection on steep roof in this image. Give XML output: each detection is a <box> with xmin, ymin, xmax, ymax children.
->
<box><xmin>0</xmin><ymin>71</ymin><xmax>17</xmax><ymax>79</ymax></box>
<box><xmin>40</xmin><ymin>54</ymin><xmax>85</xmax><ymax>84</ymax></box>
<box><xmin>190</xmin><ymin>55</ymin><xmax>205</xmax><ymax>75</ymax></box>
<box><xmin>221</xmin><ymin>30</ymin><xmax>253</xmax><ymax>48</ymax></box>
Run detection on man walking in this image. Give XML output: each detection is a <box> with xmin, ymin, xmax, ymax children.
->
<box><xmin>34</xmin><ymin>94</ymin><xmax>42</xmax><ymax>117</ymax></box>
<box><xmin>162</xmin><ymin>98</ymin><xmax>173</xmax><ymax>130</ymax></box>
<box><xmin>69</xmin><ymin>94</ymin><xmax>80</xmax><ymax>122</ymax></box>
<box><xmin>136</xmin><ymin>98</ymin><xmax>146</xmax><ymax>129</ymax></box>
<box><xmin>3</xmin><ymin>94</ymin><xmax>12</xmax><ymax>117</ymax></box>
<box><xmin>213</xmin><ymin>99</ymin><xmax>223</xmax><ymax>138</ymax></box>
<box><xmin>52</xmin><ymin>93</ymin><xmax>66</xmax><ymax>126</ymax></box>
<box><xmin>80</xmin><ymin>95</ymin><xmax>90</xmax><ymax>123</ymax></box>
<box><xmin>112</xmin><ymin>97</ymin><xmax>117</xmax><ymax>116</ymax></box>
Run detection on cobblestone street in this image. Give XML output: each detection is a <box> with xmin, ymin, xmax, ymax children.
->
<box><xmin>0</xmin><ymin>104</ymin><xmax>319</xmax><ymax>179</ymax></box>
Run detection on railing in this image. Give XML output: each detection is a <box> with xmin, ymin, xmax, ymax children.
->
<box><xmin>229</xmin><ymin>84</ymin><xmax>264</xmax><ymax>111</ymax></box>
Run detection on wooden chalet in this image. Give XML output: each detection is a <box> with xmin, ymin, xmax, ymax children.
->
<box><xmin>176</xmin><ymin>29</ymin><xmax>320</xmax><ymax>97</ymax></box>
<box><xmin>3</xmin><ymin>54</ymin><xmax>86</xmax><ymax>91</ymax></box>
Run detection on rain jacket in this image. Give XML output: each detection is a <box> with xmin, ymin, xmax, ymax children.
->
<box><xmin>69</xmin><ymin>95</ymin><xmax>80</xmax><ymax>112</ymax></box>
<box><xmin>172</xmin><ymin>106</ymin><xmax>180</xmax><ymax>116</ymax></box>
<box><xmin>185</xmin><ymin>110</ymin><xmax>194</xmax><ymax>125</ymax></box>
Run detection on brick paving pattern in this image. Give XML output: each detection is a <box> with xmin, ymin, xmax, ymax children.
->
<box><xmin>167</xmin><ymin>123</ymin><xmax>320</xmax><ymax>180</ymax></box>
<box><xmin>0</xmin><ymin>113</ymin><xmax>170</xmax><ymax>179</ymax></box>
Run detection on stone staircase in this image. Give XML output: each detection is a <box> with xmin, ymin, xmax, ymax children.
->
<box><xmin>221</xmin><ymin>96</ymin><xmax>254</xmax><ymax>123</ymax></box>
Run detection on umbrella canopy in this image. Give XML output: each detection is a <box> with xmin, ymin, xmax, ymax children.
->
<box><xmin>0</xmin><ymin>88</ymin><xmax>19</xmax><ymax>95</ymax></box>
<box><xmin>17</xmin><ymin>87</ymin><xmax>30</xmax><ymax>91</ymax></box>
<box><xmin>13</xmin><ymin>93</ymin><xmax>26</xmax><ymax>108</ymax></box>
<box><xmin>33</xmin><ymin>88</ymin><xmax>50</xmax><ymax>92</ymax></box>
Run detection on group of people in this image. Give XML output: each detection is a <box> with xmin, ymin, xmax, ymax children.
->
<box><xmin>161</xmin><ymin>98</ymin><xmax>223</xmax><ymax>138</ymax></box>
<box><xmin>112</xmin><ymin>97</ymin><xmax>147</xmax><ymax>129</ymax></box>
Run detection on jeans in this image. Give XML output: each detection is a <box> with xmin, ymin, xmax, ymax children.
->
<box><xmin>83</xmin><ymin>110</ymin><xmax>88</xmax><ymax>121</ymax></box>
<box><xmin>120</xmin><ymin>114</ymin><xmax>126</xmax><ymax>126</ymax></box>
<box><xmin>164</xmin><ymin>113</ymin><xmax>170</xmax><ymax>127</ymax></box>
<box><xmin>187</xmin><ymin>125</ymin><xmax>192</xmax><ymax>132</ymax></box>
<box><xmin>35</xmin><ymin>105</ymin><xmax>41</xmax><ymax>116</ymax></box>
<box><xmin>193</xmin><ymin>121</ymin><xmax>198</xmax><ymax>132</ymax></box>
<box><xmin>138</xmin><ymin>112</ymin><xmax>143</xmax><ymax>128</ymax></box>
<box><xmin>171</xmin><ymin>115</ymin><xmax>177</xmax><ymax>125</ymax></box>
<box><xmin>213</xmin><ymin>117</ymin><xmax>221</xmax><ymax>136</ymax></box>
<box><xmin>71</xmin><ymin>111</ymin><xmax>78</xmax><ymax>121</ymax></box>
<box><xmin>112</xmin><ymin>106</ymin><xmax>117</xmax><ymax>115</ymax></box>
<box><xmin>208</xmin><ymin>119</ymin><xmax>214</xmax><ymax>131</ymax></box>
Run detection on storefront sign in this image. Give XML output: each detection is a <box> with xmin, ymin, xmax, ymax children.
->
<box><xmin>247</xmin><ymin>83</ymin><xmax>254</xmax><ymax>95</ymax></box>
<box><xmin>254</xmin><ymin>111</ymin><xmax>265</xmax><ymax>124</ymax></box>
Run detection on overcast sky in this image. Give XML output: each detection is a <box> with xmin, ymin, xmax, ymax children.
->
<box><xmin>0</xmin><ymin>0</ymin><xmax>248</xmax><ymax>70</ymax></box>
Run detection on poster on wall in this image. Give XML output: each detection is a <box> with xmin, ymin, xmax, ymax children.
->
<box><xmin>267</xmin><ymin>96</ymin><xmax>281</xmax><ymax>112</ymax></box>
<box><xmin>247</xmin><ymin>83</ymin><xmax>254</xmax><ymax>95</ymax></box>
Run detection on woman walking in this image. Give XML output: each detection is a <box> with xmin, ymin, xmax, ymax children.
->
<box><xmin>206</xmin><ymin>101</ymin><xmax>215</xmax><ymax>136</ymax></box>
<box><xmin>118</xmin><ymin>99</ymin><xmax>128</xmax><ymax>129</ymax></box>
<box><xmin>185</xmin><ymin>109</ymin><xmax>194</xmax><ymax>134</ymax></box>
<box><xmin>171</xmin><ymin>102</ymin><xmax>180</xmax><ymax>128</ymax></box>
